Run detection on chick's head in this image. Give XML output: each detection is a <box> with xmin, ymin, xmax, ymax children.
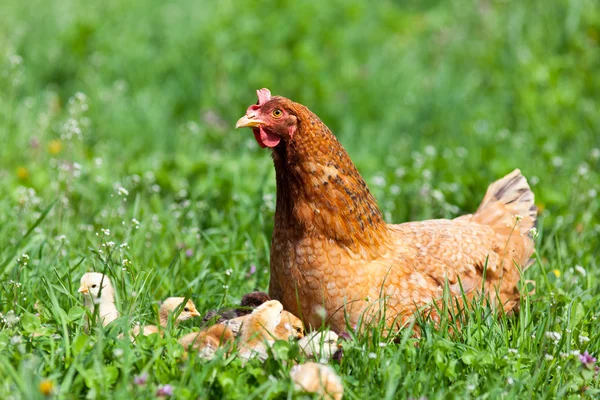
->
<box><xmin>78</xmin><ymin>272</ymin><xmax>114</xmax><ymax>300</ymax></box>
<box><xmin>160</xmin><ymin>297</ymin><xmax>201</xmax><ymax>323</ymax></box>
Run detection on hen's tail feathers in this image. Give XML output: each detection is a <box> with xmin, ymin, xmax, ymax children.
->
<box><xmin>474</xmin><ymin>169</ymin><xmax>538</xmax><ymax>270</ymax></box>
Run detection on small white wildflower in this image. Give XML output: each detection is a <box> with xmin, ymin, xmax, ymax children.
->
<box><xmin>372</xmin><ymin>175</ymin><xmax>386</xmax><ymax>187</ymax></box>
<box><xmin>222</xmin><ymin>285</ymin><xmax>229</xmax><ymax>290</ymax></box>
<box><xmin>9</xmin><ymin>54</ymin><xmax>23</xmax><ymax>66</ymax></box>
<box><xmin>560</xmin><ymin>352</ymin><xmax>568</xmax><ymax>358</ymax></box>
<box><xmin>551</xmin><ymin>156</ymin><xmax>563</xmax><ymax>167</ymax></box>
<box><xmin>113</xmin><ymin>348</ymin><xmax>124</xmax><ymax>358</ymax></box>
<box><xmin>507</xmin><ymin>377</ymin><xmax>514</xmax><ymax>385</ymax></box>
<box><xmin>466</xmin><ymin>384</ymin><xmax>475</xmax><ymax>391</ymax></box>
<box><xmin>529</xmin><ymin>227</ymin><xmax>538</xmax><ymax>238</ymax></box>
<box><xmin>117</xmin><ymin>187</ymin><xmax>129</xmax><ymax>196</ymax></box>
<box><xmin>368</xmin><ymin>352</ymin><xmax>377</xmax><ymax>359</ymax></box>
<box><xmin>422</xmin><ymin>169</ymin><xmax>432</xmax><ymax>181</ymax></box>
<box><xmin>545</xmin><ymin>331</ymin><xmax>561</xmax><ymax>342</ymax></box>
<box><xmin>103</xmin><ymin>241</ymin><xmax>115</xmax><ymax>248</ymax></box>
<box><xmin>456</xmin><ymin>147</ymin><xmax>468</xmax><ymax>158</ymax></box>
<box><xmin>579</xmin><ymin>335</ymin><xmax>590</xmax><ymax>344</ymax></box>
<box><xmin>4</xmin><ymin>311</ymin><xmax>20</xmax><ymax>326</ymax></box>
<box><xmin>314</xmin><ymin>305</ymin><xmax>327</xmax><ymax>320</ymax></box>
<box><xmin>570</xmin><ymin>350</ymin><xmax>581</xmax><ymax>356</ymax></box>
<box><xmin>424</xmin><ymin>145</ymin><xmax>437</xmax><ymax>157</ymax></box>
<box><xmin>225</xmin><ymin>268</ymin><xmax>232</xmax><ymax>276</ymax></box>
<box><xmin>578</xmin><ymin>163</ymin><xmax>589</xmax><ymax>176</ymax></box>
<box><xmin>508</xmin><ymin>348</ymin><xmax>519</xmax><ymax>354</ymax></box>
<box><xmin>101</xmin><ymin>228</ymin><xmax>110</xmax><ymax>236</ymax></box>
<box><xmin>574</xmin><ymin>265</ymin><xmax>586</xmax><ymax>277</ymax></box>
<box><xmin>544</xmin><ymin>354</ymin><xmax>554</xmax><ymax>361</ymax></box>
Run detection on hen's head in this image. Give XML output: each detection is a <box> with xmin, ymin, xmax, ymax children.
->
<box><xmin>235</xmin><ymin>88</ymin><xmax>299</xmax><ymax>148</ymax></box>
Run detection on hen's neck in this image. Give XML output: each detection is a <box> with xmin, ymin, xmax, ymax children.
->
<box><xmin>271</xmin><ymin>110</ymin><xmax>389</xmax><ymax>254</ymax></box>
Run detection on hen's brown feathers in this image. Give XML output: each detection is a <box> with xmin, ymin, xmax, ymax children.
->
<box><xmin>238</xmin><ymin>89</ymin><xmax>538</xmax><ymax>332</ymax></box>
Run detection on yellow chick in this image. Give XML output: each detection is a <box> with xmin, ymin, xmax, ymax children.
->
<box><xmin>179</xmin><ymin>324</ymin><xmax>234</xmax><ymax>360</ymax></box>
<box><xmin>298</xmin><ymin>330</ymin><xmax>339</xmax><ymax>361</ymax></box>
<box><xmin>290</xmin><ymin>362</ymin><xmax>344</xmax><ymax>400</ymax></box>
<box><xmin>78</xmin><ymin>272</ymin><xmax>120</xmax><ymax>327</ymax></box>
<box><xmin>239</xmin><ymin>300</ymin><xmax>283</xmax><ymax>361</ymax></box>
<box><xmin>225</xmin><ymin>310</ymin><xmax>304</xmax><ymax>341</ymax></box>
<box><xmin>132</xmin><ymin>297</ymin><xmax>200</xmax><ymax>337</ymax></box>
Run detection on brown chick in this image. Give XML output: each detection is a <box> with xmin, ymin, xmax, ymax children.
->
<box><xmin>290</xmin><ymin>362</ymin><xmax>344</xmax><ymax>400</ymax></box>
<box><xmin>132</xmin><ymin>297</ymin><xmax>200</xmax><ymax>336</ymax></box>
<box><xmin>236</xmin><ymin>88</ymin><xmax>538</xmax><ymax>332</ymax></box>
<box><xmin>179</xmin><ymin>324</ymin><xmax>234</xmax><ymax>360</ymax></box>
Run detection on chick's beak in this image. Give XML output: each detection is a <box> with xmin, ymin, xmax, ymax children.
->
<box><xmin>78</xmin><ymin>284</ymin><xmax>88</xmax><ymax>293</ymax></box>
<box><xmin>190</xmin><ymin>310</ymin><xmax>201</xmax><ymax>317</ymax></box>
<box><xmin>235</xmin><ymin>114</ymin><xmax>263</xmax><ymax>129</ymax></box>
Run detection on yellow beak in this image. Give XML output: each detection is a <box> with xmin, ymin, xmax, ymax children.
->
<box><xmin>190</xmin><ymin>310</ymin><xmax>201</xmax><ymax>317</ymax></box>
<box><xmin>78</xmin><ymin>284</ymin><xmax>88</xmax><ymax>293</ymax></box>
<box><xmin>235</xmin><ymin>114</ymin><xmax>263</xmax><ymax>129</ymax></box>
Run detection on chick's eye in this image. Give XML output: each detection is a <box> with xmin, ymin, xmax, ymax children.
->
<box><xmin>91</xmin><ymin>284</ymin><xmax>97</xmax><ymax>288</ymax></box>
<box><xmin>184</xmin><ymin>307</ymin><xmax>190</xmax><ymax>312</ymax></box>
<box><xmin>272</xmin><ymin>109</ymin><xmax>282</xmax><ymax>118</ymax></box>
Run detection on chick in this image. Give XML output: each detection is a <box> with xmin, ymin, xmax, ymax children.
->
<box><xmin>225</xmin><ymin>310</ymin><xmax>304</xmax><ymax>341</ymax></box>
<box><xmin>78</xmin><ymin>272</ymin><xmax>119</xmax><ymax>327</ymax></box>
<box><xmin>298</xmin><ymin>330</ymin><xmax>339</xmax><ymax>361</ymax></box>
<box><xmin>290</xmin><ymin>362</ymin><xmax>344</xmax><ymax>400</ymax></box>
<box><xmin>132</xmin><ymin>297</ymin><xmax>200</xmax><ymax>336</ymax></box>
<box><xmin>238</xmin><ymin>300</ymin><xmax>283</xmax><ymax>361</ymax></box>
<box><xmin>179</xmin><ymin>324</ymin><xmax>234</xmax><ymax>360</ymax></box>
<box><xmin>275</xmin><ymin>310</ymin><xmax>305</xmax><ymax>340</ymax></box>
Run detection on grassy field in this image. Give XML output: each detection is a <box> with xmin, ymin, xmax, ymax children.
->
<box><xmin>1</xmin><ymin>0</ymin><xmax>599</xmax><ymax>398</ymax></box>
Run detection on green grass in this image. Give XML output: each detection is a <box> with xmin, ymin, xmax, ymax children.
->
<box><xmin>1</xmin><ymin>0</ymin><xmax>599</xmax><ymax>398</ymax></box>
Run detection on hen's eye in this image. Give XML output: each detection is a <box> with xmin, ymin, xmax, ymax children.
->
<box><xmin>272</xmin><ymin>109</ymin><xmax>283</xmax><ymax>118</ymax></box>
<box><xmin>184</xmin><ymin>307</ymin><xmax>190</xmax><ymax>312</ymax></box>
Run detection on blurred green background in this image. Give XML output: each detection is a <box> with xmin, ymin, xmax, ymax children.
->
<box><xmin>0</xmin><ymin>0</ymin><xmax>599</xmax><ymax>397</ymax></box>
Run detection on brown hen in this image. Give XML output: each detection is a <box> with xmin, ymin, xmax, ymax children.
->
<box><xmin>236</xmin><ymin>88</ymin><xmax>537</xmax><ymax>332</ymax></box>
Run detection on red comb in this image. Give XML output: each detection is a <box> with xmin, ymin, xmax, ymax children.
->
<box><xmin>256</xmin><ymin>88</ymin><xmax>272</xmax><ymax>105</ymax></box>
